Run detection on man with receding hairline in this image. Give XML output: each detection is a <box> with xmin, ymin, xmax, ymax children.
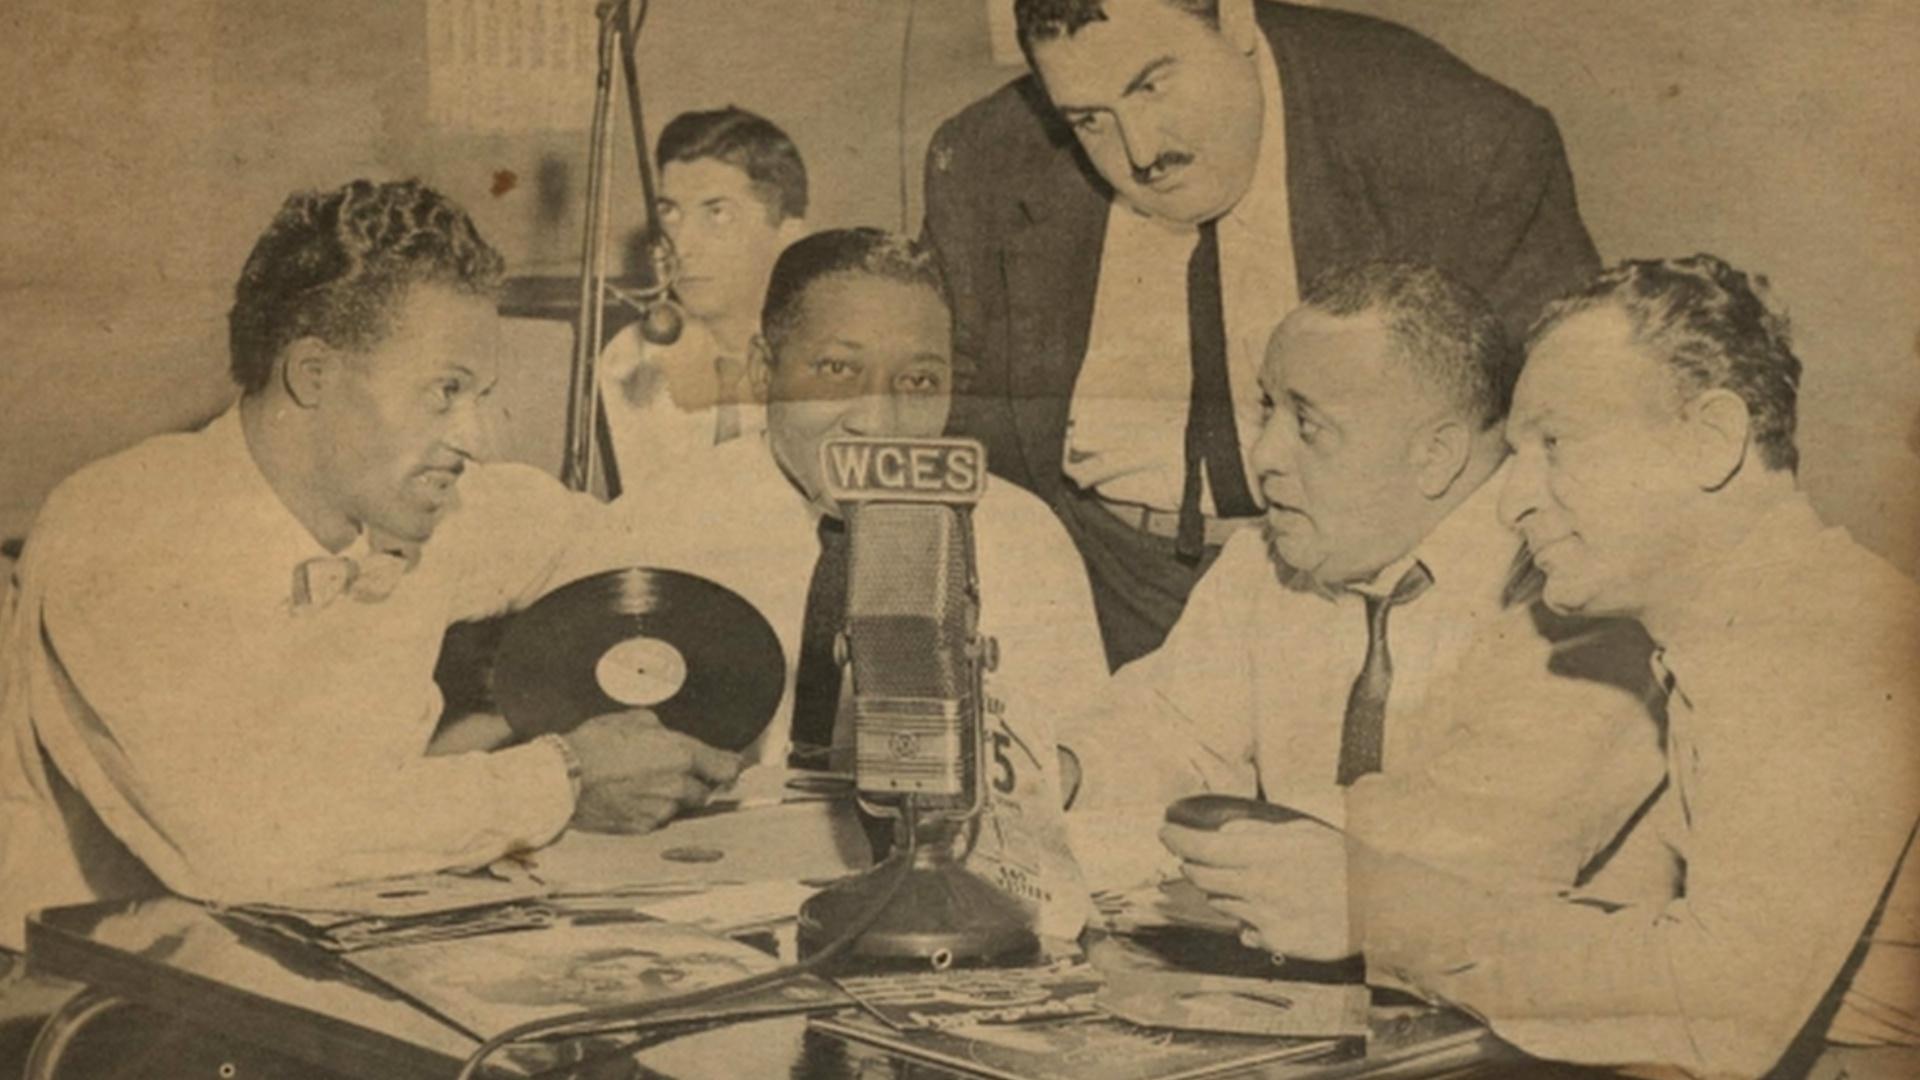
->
<box><xmin>926</xmin><ymin>0</ymin><xmax>1600</xmax><ymax>667</ymax></box>
<box><xmin>1060</xmin><ymin>263</ymin><xmax>1660</xmax><ymax>941</ymax></box>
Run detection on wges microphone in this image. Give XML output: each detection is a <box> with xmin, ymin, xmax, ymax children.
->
<box><xmin>822</xmin><ymin>435</ymin><xmax>991</xmax><ymax>819</ymax></box>
<box><xmin>800</xmin><ymin>435</ymin><xmax>1035</xmax><ymax>969</ymax></box>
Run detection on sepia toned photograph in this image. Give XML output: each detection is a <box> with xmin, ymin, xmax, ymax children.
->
<box><xmin>0</xmin><ymin>1</ymin><xmax>1915</xmax><ymax>1077</ymax></box>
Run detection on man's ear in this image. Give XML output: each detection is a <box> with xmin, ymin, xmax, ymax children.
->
<box><xmin>1409</xmin><ymin>415</ymin><xmax>1472</xmax><ymax>500</ymax></box>
<box><xmin>280</xmin><ymin>338</ymin><xmax>334</xmax><ymax>409</ymax></box>
<box><xmin>776</xmin><ymin>215</ymin><xmax>808</xmax><ymax>247</ymax></box>
<box><xmin>747</xmin><ymin>334</ymin><xmax>775</xmax><ymax>401</ymax></box>
<box><xmin>1681</xmin><ymin>388</ymin><xmax>1752</xmax><ymax>491</ymax></box>
<box><xmin>1218</xmin><ymin>0</ymin><xmax>1259</xmax><ymax>55</ymax></box>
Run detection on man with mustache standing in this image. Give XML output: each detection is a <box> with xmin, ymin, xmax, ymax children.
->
<box><xmin>925</xmin><ymin>0</ymin><xmax>1600</xmax><ymax>667</ymax></box>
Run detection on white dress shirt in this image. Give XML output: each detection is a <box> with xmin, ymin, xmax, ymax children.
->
<box><xmin>1060</xmin><ymin>469</ymin><xmax>1664</xmax><ymax>885</ymax></box>
<box><xmin>0</xmin><ymin>408</ymin><xmax>596</xmax><ymax>949</ymax></box>
<box><xmin>1063</xmin><ymin>33</ymin><xmax>1298</xmax><ymax>514</ymax></box>
<box><xmin>1362</xmin><ymin>494</ymin><xmax>1920</xmax><ymax>1077</ymax></box>
<box><xmin>598</xmin><ymin>318</ymin><xmax>764</xmax><ymax>499</ymax></box>
<box><xmin>569</xmin><ymin>434</ymin><xmax>1111</xmax><ymax>772</ymax></box>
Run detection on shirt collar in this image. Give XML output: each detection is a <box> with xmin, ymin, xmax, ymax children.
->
<box><xmin>1219</xmin><ymin>32</ymin><xmax>1290</xmax><ymax>245</ymax></box>
<box><xmin>209</xmin><ymin>403</ymin><xmax>415</xmax><ymax>576</ymax></box>
<box><xmin>753</xmin><ymin>428</ymin><xmax>835</xmax><ymax>530</ymax></box>
<box><xmin>1652</xmin><ymin>492</ymin><xmax>1826</xmax><ymax>692</ymax></box>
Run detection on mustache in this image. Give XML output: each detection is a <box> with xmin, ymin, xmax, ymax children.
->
<box><xmin>1131</xmin><ymin>151</ymin><xmax>1193</xmax><ymax>186</ymax></box>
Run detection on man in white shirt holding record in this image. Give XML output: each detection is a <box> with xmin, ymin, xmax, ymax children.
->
<box><xmin>0</xmin><ymin>179</ymin><xmax>738</xmax><ymax>953</ymax></box>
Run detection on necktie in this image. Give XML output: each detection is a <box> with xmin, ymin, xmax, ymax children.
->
<box><xmin>1335</xmin><ymin>561</ymin><xmax>1434</xmax><ymax>786</ymax></box>
<box><xmin>1651</xmin><ymin>650</ymin><xmax>1696</xmax><ymax>827</ymax></box>
<box><xmin>789</xmin><ymin>514</ymin><xmax>850</xmax><ymax>767</ymax></box>
<box><xmin>1177</xmin><ymin>219</ymin><xmax>1260</xmax><ymax>560</ymax></box>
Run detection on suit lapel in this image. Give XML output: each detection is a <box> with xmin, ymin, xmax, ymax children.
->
<box><xmin>1003</xmin><ymin>166</ymin><xmax>1107</xmax><ymax>494</ymax></box>
<box><xmin>1261</xmin><ymin>2</ymin><xmax>1386</xmax><ymax>290</ymax></box>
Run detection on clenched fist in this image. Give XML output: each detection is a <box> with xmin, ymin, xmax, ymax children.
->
<box><xmin>563</xmin><ymin>709</ymin><xmax>743</xmax><ymax>833</ymax></box>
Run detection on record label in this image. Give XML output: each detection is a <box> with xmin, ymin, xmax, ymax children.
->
<box><xmin>494</xmin><ymin>567</ymin><xmax>786</xmax><ymax>752</ymax></box>
<box><xmin>594</xmin><ymin>636</ymin><xmax>688</xmax><ymax>707</ymax></box>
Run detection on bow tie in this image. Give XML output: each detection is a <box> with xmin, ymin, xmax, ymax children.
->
<box><xmin>291</xmin><ymin>537</ymin><xmax>420</xmax><ymax>609</ymax></box>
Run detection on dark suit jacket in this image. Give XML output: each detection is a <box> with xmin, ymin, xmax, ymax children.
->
<box><xmin>924</xmin><ymin>1</ymin><xmax>1600</xmax><ymax>501</ymax></box>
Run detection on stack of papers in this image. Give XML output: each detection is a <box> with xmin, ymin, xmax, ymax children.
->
<box><xmin>223</xmin><ymin>869</ymin><xmax>555</xmax><ymax>952</ymax></box>
<box><xmin>347</xmin><ymin>919</ymin><xmax>847</xmax><ymax>1040</ymax></box>
<box><xmin>835</xmin><ymin>958</ymin><xmax>1106</xmax><ymax>1031</ymax></box>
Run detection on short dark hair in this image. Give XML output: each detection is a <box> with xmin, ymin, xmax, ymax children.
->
<box><xmin>1014</xmin><ymin>0</ymin><xmax>1220</xmax><ymax>51</ymax></box>
<box><xmin>1528</xmin><ymin>254</ymin><xmax>1800</xmax><ymax>472</ymax></box>
<box><xmin>657</xmin><ymin>107</ymin><xmax>808</xmax><ymax>223</ymax></box>
<box><xmin>760</xmin><ymin>228</ymin><xmax>945</xmax><ymax>354</ymax></box>
<box><xmin>227</xmin><ymin>178</ymin><xmax>504</xmax><ymax>395</ymax></box>
<box><xmin>1300</xmin><ymin>261</ymin><xmax>1515</xmax><ymax>430</ymax></box>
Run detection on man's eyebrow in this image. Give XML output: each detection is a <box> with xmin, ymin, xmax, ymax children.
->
<box><xmin>912</xmin><ymin>352</ymin><xmax>952</xmax><ymax>367</ymax></box>
<box><xmin>1511</xmin><ymin>405</ymin><xmax>1557</xmax><ymax>430</ymax></box>
<box><xmin>823</xmin><ymin>338</ymin><xmax>869</xmax><ymax>352</ymax></box>
<box><xmin>1289</xmin><ymin>388</ymin><xmax>1341</xmax><ymax>429</ymax></box>
<box><xmin>1124</xmin><ymin>56</ymin><xmax>1177</xmax><ymax>96</ymax></box>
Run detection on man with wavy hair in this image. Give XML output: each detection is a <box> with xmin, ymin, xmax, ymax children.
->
<box><xmin>0</xmin><ymin>179</ymin><xmax>739</xmax><ymax>953</ymax></box>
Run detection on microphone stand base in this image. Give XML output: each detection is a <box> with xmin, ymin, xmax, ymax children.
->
<box><xmin>797</xmin><ymin>851</ymin><xmax>1039</xmax><ymax>973</ymax></box>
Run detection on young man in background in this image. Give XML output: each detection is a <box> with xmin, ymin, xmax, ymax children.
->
<box><xmin>599</xmin><ymin>106</ymin><xmax>809</xmax><ymax>495</ymax></box>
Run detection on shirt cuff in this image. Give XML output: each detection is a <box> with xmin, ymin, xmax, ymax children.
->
<box><xmin>497</xmin><ymin>736</ymin><xmax>579</xmax><ymax>851</ymax></box>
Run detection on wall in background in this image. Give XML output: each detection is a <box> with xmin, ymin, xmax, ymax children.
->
<box><xmin>3</xmin><ymin>0</ymin><xmax>1915</xmax><ymax>575</ymax></box>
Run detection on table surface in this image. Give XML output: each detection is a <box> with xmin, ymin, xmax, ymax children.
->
<box><xmin>22</xmin><ymin>800</ymin><xmax>1609</xmax><ymax>1080</ymax></box>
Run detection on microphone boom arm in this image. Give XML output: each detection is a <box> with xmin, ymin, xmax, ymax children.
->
<box><xmin>562</xmin><ymin>0</ymin><xmax>677</xmax><ymax>494</ymax></box>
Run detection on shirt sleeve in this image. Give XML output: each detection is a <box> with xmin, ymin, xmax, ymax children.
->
<box><xmin>1058</xmin><ymin>532</ymin><xmax>1266</xmax><ymax>811</ymax></box>
<box><xmin>26</xmin><ymin>490</ymin><xmax>577</xmax><ymax>905</ymax></box>
<box><xmin>1356</xmin><ymin>687</ymin><xmax>1918</xmax><ymax>1078</ymax></box>
<box><xmin>980</xmin><ymin>491</ymin><xmax>1111</xmax><ymax>747</ymax></box>
<box><xmin>440</xmin><ymin>462</ymin><xmax>616</xmax><ymax>622</ymax></box>
<box><xmin>1346</xmin><ymin>617</ymin><xmax>1665</xmax><ymax>888</ymax></box>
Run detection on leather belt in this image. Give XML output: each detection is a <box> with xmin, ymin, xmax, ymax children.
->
<box><xmin>1094</xmin><ymin>496</ymin><xmax>1256</xmax><ymax>547</ymax></box>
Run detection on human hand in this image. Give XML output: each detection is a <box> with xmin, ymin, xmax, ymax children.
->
<box><xmin>1159</xmin><ymin>816</ymin><xmax>1355</xmax><ymax>962</ymax></box>
<box><xmin>563</xmin><ymin>709</ymin><xmax>743</xmax><ymax>833</ymax></box>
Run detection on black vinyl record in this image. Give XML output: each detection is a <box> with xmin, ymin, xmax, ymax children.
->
<box><xmin>494</xmin><ymin>567</ymin><xmax>786</xmax><ymax>752</ymax></box>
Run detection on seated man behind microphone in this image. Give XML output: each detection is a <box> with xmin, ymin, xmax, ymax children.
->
<box><xmin>576</xmin><ymin>228</ymin><xmax>1105</xmax><ymax>933</ymax></box>
<box><xmin>0</xmin><ymin>178</ymin><xmax>738</xmax><ymax>953</ymax></box>
<box><xmin>1064</xmin><ymin>262</ymin><xmax>1664</xmax><ymax>900</ymax></box>
<box><xmin>576</xmin><ymin>228</ymin><xmax>1108</xmax><ymax>932</ymax></box>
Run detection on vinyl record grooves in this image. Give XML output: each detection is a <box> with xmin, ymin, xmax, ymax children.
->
<box><xmin>494</xmin><ymin>567</ymin><xmax>786</xmax><ymax>752</ymax></box>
